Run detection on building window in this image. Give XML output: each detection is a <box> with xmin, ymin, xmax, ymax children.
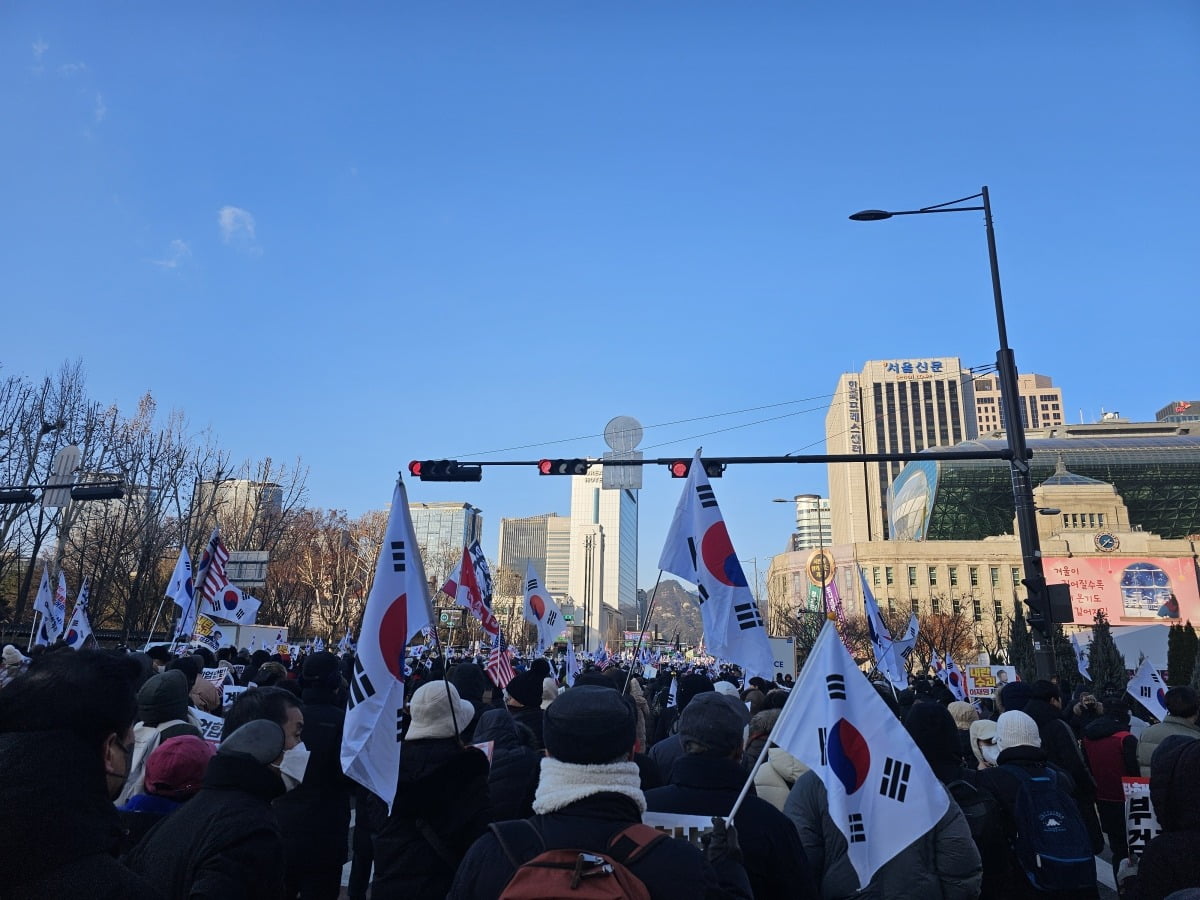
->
<box><xmin>1011</xmin><ymin>567</ymin><xmax>1021</xmax><ymax>586</ymax></box>
<box><xmin>990</xmin><ymin>567</ymin><xmax>1000</xmax><ymax>588</ymax></box>
<box><xmin>887</xmin><ymin>597</ymin><xmax>895</xmax><ymax>613</ymax></box>
<box><xmin>1063</xmin><ymin>514</ymin><xmax>1070</xmax><ymax>530</ymax></box>
<box><xmin>931</xmin><ymin>595</ymin><xmax>941</xmax><ymax>614</ymax></box>
<box><xmin>949</xmin><ymin>567</ymin><xmax>959</xmax><ymax>587</ymax></box>
<box><xmin>873</xmin><ymin>567</ymin><xmax>882</xmax><ymax>588</ymax></box>
<box><xmin>928</xmin><ymin>566</ymin><xmax>938</xmax><ymax>587</ymax></box>
<box><xmin>911</xmin><ymin>597</ymin><xmax>920</xmax><ymax>614</ymax></box>
<box><xmin>886</xmin><ymin>567</ymin><xmax>895</xmax><ymax>586</ymax></box>
<box><xmin>970</xmin><ymin>567</ymin><xmax>979</xmax><ymax>588</ymax></box>
<box><xmin>994</xmin><ymin>600</ymin><xmax>1003</xmax><ymax>622</ymax></box>
<box><xmin>953</xmin><ymin>597</ymin><xmax>962</xmax><ymax>616</ymax></box>
<box><xmin>908</xmin><ymin>566</ymin><xmax>918</xmax><ymax>587</ymax></box>
<box><xmin>973</xmin><ymin>598</ymin><xmax>983</xmax><ymax>622</ymax></box>
<box><xmin>1098</xmin><ymin>513</ymin><xmax>1105</xmax><ymax>526</ymax></box>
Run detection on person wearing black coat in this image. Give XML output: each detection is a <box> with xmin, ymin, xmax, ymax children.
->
<box><xmin>125</xmin><ymin>720</ymin><xmax>289</xmax><ymax>899</ymax></box>
<box><xmin>473</xmin><ymin>707</ymin><xmax>541</xmax><ymax>822</ymax></box>
<box><xmin>450</xmin><ymin>662</ymin><xmax>490</xmax><ymax>743</ymax></box>
<box><xmin>644</xmin><ymin>694</ymin><xmax>816</xmax><ymax>900</ymax></box>
<box><xmin>273</xmin><ymin>652</ymin><xmax>351</xmax><ymax>899</ymax></box>
<box><xmin>371</xmin><ymin>680</ymin><xmax>492</xmax><ymax>898</ymax></box>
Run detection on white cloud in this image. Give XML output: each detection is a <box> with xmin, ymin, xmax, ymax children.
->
<box><xmin>153</xmin><ymin>239</ymin><xmax>191</xmax><ymax>269</ymax></box>
<box><xmin>32</xmin><ymin>39</ymin><xmax>48</xmax><ymax>61</ymax></box>
<box><xmin>218</xmin><ymin>205</ymin><xmax>257</xmax><ymax>246</ymax></box>
<box><xmin>58</xmin><ymin>61</ymin><xmax>88</xmax><ymax>77</ymax></box>
<box><xmin>94</xmin><ymin>93</ymin><xmax>107</xmax><ymax>123</ymax></box>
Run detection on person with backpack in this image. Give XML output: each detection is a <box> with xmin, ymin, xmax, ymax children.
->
<box><xmin>975</xmin><ymin>710</ymin><xmax>1100</xmax><ymax>899</ymax></box>
<box><xmin>447</xmin><ymin>684</ymin><xmax>753</xmax><ymax>899</ymax></box>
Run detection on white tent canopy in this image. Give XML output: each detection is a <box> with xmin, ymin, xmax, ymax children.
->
<box><xmin>1075</xmin><ymin>623</ymin><xmax>1170</xmax><ymax>671</ymax></box>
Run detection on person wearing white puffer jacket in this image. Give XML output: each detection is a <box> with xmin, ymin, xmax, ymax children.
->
<box><xmin>754</xmin><ymin>744</ymin><xmax>809</xmax><ymax>812</ymax></box>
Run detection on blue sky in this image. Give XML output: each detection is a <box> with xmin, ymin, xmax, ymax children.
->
<box><xmin>3</xmin><ymin>3</ymin><xmax>1198</xmax><ymax>589</ymax></box>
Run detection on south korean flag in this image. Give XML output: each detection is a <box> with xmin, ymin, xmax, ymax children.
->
<box><xmin>768</xmin><ymin>622</ymin><xmax>949</xmax><ymax>889</ymax></box>
<box><xmin>521</xmin><ymin>562</ymin><xmax>563</xmax><ymax>653</ymax></box>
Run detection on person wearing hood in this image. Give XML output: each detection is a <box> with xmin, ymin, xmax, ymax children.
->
<box><xmin>118</xmin><ymin>735</ymin><xmax>214</xmax><ymax>852</ymax></box>
<box><xmin>125</xmin><ymin>720</ymin><xmax>290</xmax><ymax>898</ymax></box>
<box><xmin>1119</xmin><ymin>734</ymin><xmax>1200</xmax><ymax>899</ymax></box>
<box><xmin>1081</xmin><ymin>696</ymin><xmax>1139</xmax><ymax>881</ymax></box>
<box><xmin>473</xmin><ymin>706</ymin><xmax>541</xmax><ymax>821</ymax></box>
<box><xmin>645</xmin><ymin>693</ymin><xmax>816</xmax><ymax>900</ymax></box>
<box><xmin>116</xmin><ymin>669</ymin><xmax>204</xmax><ymax>806</ymax></box>
<box><xmin>0</xmin><ymin>649</ymin><xmax>159</xmax><ymax>900</ymax></box>
<box><xmin>273</xmin><ymin>651</ymin><xmax>351</xmax><ymax>899</ymax></box>
<box><xmin>649</xmin><ymin>673</ymin><xmax>714</xmax><ymax>782</ymax></box>
<box><xmin>975</xmin><ymin>710</ymin><xmax>1099</xmax><ymax>899</ymax></box>
<box><xmin>371</xmin><ymin>680</ymin><xmax>492</xmax><ymax>898</ymax></box>
<box><xmin>948</xmin><ymin>700</ymin><xmax>980</xmax><ymax>765</ymax></box>
<box><xmin>743</xmin><ymin>707</ymin><xmax>809</xmax><ymax>812</ymax></box>
<box><xmin>449</xmin><ymin>661</ymin><xmax>489</xmax><ymax>742</ymax></box>
<box><xmin>969</xmin><ymin>719</ymin><xmax>1001</xmax><ymax>769</ymax></box>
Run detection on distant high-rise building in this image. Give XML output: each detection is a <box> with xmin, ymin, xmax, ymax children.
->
<box><xmin>973</xmin><ymin>372</ymin><xmax>1064</xmax><ymax>434</ymax></box>
<box><xmin>409</xmin><ymin>502</ymin><xmax>483</xmax><ymax>574</ymax></box>
<box><xmin>1156</xmin><ymin>400</ymin><xmax>1200</xmax><ymax>424</ymax></box>
<box><xmin>827</xmin><ymin>358</ymin><xmax>976</xmax><ymax>544</ymax></box>
<box><xmin>787</xmin><ymin>494</ymin><xmax>832</xmax><ymax>552</ymax></box>
<box><xmin>497</xmin><ymin>512</ymin><xmax>566</xmax><ymax>585</ymax></box>
<box><xmin>569</xmin><ymin>466</ymin><xmax>637</xmax><ymax>651</ymax></box>
<box><xmin>544</xmin><ymin>516</ymin><xmax>572</xmax><ymax>602</ymax></box>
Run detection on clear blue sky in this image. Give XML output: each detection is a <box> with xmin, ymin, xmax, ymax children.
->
<box><xmin>3</xmin><ymin>3</ymin><xmax>1198</xmax><ymax>589</ymax></box>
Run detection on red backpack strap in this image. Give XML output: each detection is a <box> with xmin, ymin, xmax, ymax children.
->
<box><xmin>605</xmin><ymin>823</ymin><xmax>669</xmax><ymax>866</ymax></box>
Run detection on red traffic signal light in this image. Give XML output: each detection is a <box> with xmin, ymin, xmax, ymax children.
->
<box><xmin>668</xmin><ymin>460</ymin><xmax>690</xmax><ymax>478</ymax></box>
<box><xmin>538</xmin><ymin>459</ymin><xmax>589</xmax><ymax>476</ymax></box>
<box><xmin>407</xmin><ymin>460</ymin><xmax>483</xmax><ymax>482</ymax></box>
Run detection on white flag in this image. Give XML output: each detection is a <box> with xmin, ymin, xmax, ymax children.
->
<box><xmin>166</xmin><ymin>546</ymin><xmax>198</xmax><ymax>638</ymax></box>
<box><xmin>657</xmin><ymin>450</ymin><xmax>774</xmax><ymax>679</ymax></box>
<box><xmin>63</xmin><ymin>604</ymin><xmax>93</xmax><ymax>649</ymax></box>
<box><xmin>341</xmin><ymin>478</ymin><xmax>433</xmax><ymax>812</ymax></box>
<box><xmin>860</xmin><ymin>566</ymin><xmax>907</xmax><ymax>690</ymax></box>
<box><xmin>522</xmin><ymin>563</ymin><xmax>564</xmax><ymax>652</ymax></box>
<box><xmin>770</xmin><ymin>622</ymin><xmax>949</xmax><ymax>889</ymax></box>
<box><xmin>667</xmin><ymin>675</ymin><xmax>678</xmax><ymax>708</ymax></box>
<box><xmin>1070</xmin><ymin>633</ymin><xmax>1091</xmax><ymax>682</ymax></box>
<box><xmin>565</xmin><ymin>642</ymin><xmax>580</xmax><ymax>687</ymax></box>
<box><xmin>53</xmin><ymin>571</ymin><xmax>69</xmax><ymax>637</ymax></box>
<box><xmin>1126</xmin><ymin>657</ymin><xmax>1169</xmax><ymax>720</ymax></box>
<box><xmin>32</xmin><ymin>567</ymin><xmax>61</xmax><ymax>645</ymax></box>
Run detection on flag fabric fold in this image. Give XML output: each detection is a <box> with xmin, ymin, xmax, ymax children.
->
<box><xmin>32</xmin><ymin>567</ymin><xmax>63</xmax><ymax>645</ymax></box>
<box><xmin>442</xmin><ymin>540</ymin><xmax>499</xmax><ymax>637</ymax></box>
<box><xmin>521</xmin><ymin>563</ymin><xmax>564</xmax><ymax>652</ymax></box>
<box><xmin>860</xmin><ymin>566</ymin><xmax>908</xmax><ymax>690</ymax></box>
<box><xmin>486</xmin><ymin>631</ymin><xmax>515</xmax><ymax>689</ymax></box>
<box><xmin>942</xmin><ymin>652</ymin><xmax>966</xmax><ymax>702</ymax></box>
<box><xmin>769</xmin><ymin>621</ymin><xmax>949</xmax><ymax>888</ymax></box>
<box><xmin>1127</xmin><ymin>657</ymin><xmax>1168</xmax><ymax>719</ymax></box>
<box><xmin>565</xmin><ymin>642</ymin><xmax>580</xmax><ymax>687</ymax></box>
<box><xmin>657</xmin><ymin>450</ymin><xmax>774</xmax><ymax>679</ymax></box>
<box><xmin>1070</xmin><ymin>633</ymin><xmax>1091</xmax><ymax>682</ymax></box>
<box><xmin>64</xmin><ymin>601</ymin><xmax>93</xmax><ymax>649</ymax></box>
<box><xmin>341</xmin><ymin>478</ymin><xmax>433</xmax><ymax>812</ymax></box>
<box><xmin>166</xmin><ymin>546</ymin><xmax>197</xmax><ymax>639</ymax></box>
<box><xmin>196</xmin><ymin>529</ymin><xmax>261</xmax><ymax>624</ymax></box>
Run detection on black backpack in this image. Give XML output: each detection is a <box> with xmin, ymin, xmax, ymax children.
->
<box><xmin>946</xmin><ymin>777</ymin><xmax>1003</xmax><ymax>848</ymax></box>
<box><xmin>1000</xmin><ymin>764</ymin><xmax>1096</xmax><ymax>893</ymax></box>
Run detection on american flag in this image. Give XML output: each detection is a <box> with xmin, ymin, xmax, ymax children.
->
<box><xmin>197</xmin><ymin>528</ymin><xmax>231</xmax><ymax>601</ymax></box>
<box><xmin>596</xmin><ymin>645</ymin><xmax>614</xmax><ymax>671</ymax></box>
<box><xmin>486</xmin><ymin>631</ymin><xmax>515</xmax><ymax>689</ymax></box>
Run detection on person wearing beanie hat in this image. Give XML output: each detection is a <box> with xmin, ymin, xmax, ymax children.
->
<box><xmin>646</xmin><ymin>693</ymin><xmax>816</xmax><ymax>900</ymax></box>
<box><xmin>528</xmin><ymin>657</ymin><xmax>551</xmax><ymax>681</ymax></box>
<box><xmin>118</xmin><ymin>735</ymin><xmax>215</xmax><ymax>851</ymax></box>
<box><xmin>997</xmin><ymin>680</ymin><xmax>1033</xmax><ymax>713</ymax></box>
<box><xmin>125</xmin><ymin>720</ymin><xmax>290</xmax><ymax>897</ymax></box>
<box><xmin>504</xmin><ymin>669</ymin><xmax>545</xmax><ymax>750</ymax></box>
<box><xmin>115</xmin><ymin>670</ymin><xmax>203</xmax><ymax>806</ymax></box>
<box><xmin>448</xmin><ymin>662</ymin><xmax>489</xmax><ymax>742</ymax></box>
<box><xmin>371</xmin><ymin>680</ymin><xmax>491</xmax><ymax>898</ymax></box>
<box><xmin>976</xmin><ymin>710</ymin><xmax>1101</xmax><ymax>899</ymax></box>
<box><xmin>648</xmin><ymin>673</ymin><xmax>717</xmax><ymax>781</ymax></box>
<box><xmin>448</xmin><ymin>685</ymin><xmax>754</xmax><ymax>900</ymax></box>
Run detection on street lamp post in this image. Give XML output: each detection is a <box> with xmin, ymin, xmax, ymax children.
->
<box><xmin>850</xmin><ymin>187</ymin><xmax>1051</xmax><ymax>677</ymax></box>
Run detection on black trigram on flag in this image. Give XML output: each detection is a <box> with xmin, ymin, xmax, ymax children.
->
<box><xmin>396</xmin><ymin>709</ymin><xmax>404</xmax><ymax>742</ymax></box>
<box><xmin>818</xmin><ymin>726</ymin><xmax>828</xmax><ymax>765</ymax></box>
<box><xmin>545</xmin><ymin>610</ymin><xmax>557</xmax><ymax>626</ymax></box>
<box><xmin>235</xmin><ymin>609</ymin><xmax>246</xmax><ymax>620</ymax></box>
<box><xmin>826</xmin><ymin>674</ymin><xmax>847</xmax><ymax>701</ymax></box>
<box><xmin>696</xmin><ymin>583</ymin><xmax>710</xmax><ymax>606</ymax></box>
<box><xmin>347</xmin><ymin>656</ymin><xmax>376</xmax><ymax>710</ymax></box>
<box><xmin>848</xmin><ymin>813</ymin><xmax>866</xmax><ymax>844</ymax></box>
<box><xmin>880</xmin><ymin>756</ymin><xmax>911</xmax><ymax>802</ymax></box>
<box><xmin>527</xmin><ymin>579</ymin><xmax>537</xmax><ymax>592</ymax></box>
<box><xmin>1140</xmin><ymin>685</ymin><xmax>1151</xmax><ymax>698</ymax></box>
<box><xmin>734</xmin><ymin>600</ymin><xmax>764</xmax><ymax>631</ymax></box>
<box><xmin>696</xmin><ymin>485</ymin><xmax>717</xmax><ymax>509</ymax></box>
<box><xmin>390</xmin><ymin>541</ymin><xmax>406</xmax><ymax>573</ymax></box>
<box><xmin>685</xmin><ymin>537</ymin><xmax>699</xmax><ymax>573</ymax></box>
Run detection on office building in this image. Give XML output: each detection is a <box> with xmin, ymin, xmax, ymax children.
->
<box><xmin>826</xmin><ymin>357</ymin><xmax>976</xmax><ymax>544</ymax></box>
<box><xmin>787</xmin><ymin>494</ymin><xmax>832</xmax><ymax>552</ymax></box>
<box><xmin>497</xmin><ymin>513</ymin><xmax>562</xmax><ymax>584</ymax></box>
<box><xmin>569</xmin><ymin>466</ymin><xmax>638</xmax><ymax>651</ymax></box>
<box><xmin>1156</xmin><ymin>400</ymin><xmax>1200</xmax><ymax>424</ymax></box>
<box><xmin>973</xmin><ymin>372</ymin><xmax>1064</xmax><ymax>434</ymax></box>
<box><xmin>409</xmin><ymin>502</ymin><xmax>483</xmax><ymax>576</ymax></box>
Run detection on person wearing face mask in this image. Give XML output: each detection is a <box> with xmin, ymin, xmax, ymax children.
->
<box><xmin>273</xmin><ymin>651</ymin><xmax>352</xmax><ymax>900</ymax></box>
<box><xmin>970</xmin><ymin>718</ymin><xmax>1001</xmax><ymax>768</ymax></box>
<box><xmin>124</xmin><ymin>719</ymin><xmax>290</xmax><ymax>898</ymax></box>
<box><xmin>0</xmin><ymin>649</ymin><xmax>159</xmax><ymax>900</ymax></box>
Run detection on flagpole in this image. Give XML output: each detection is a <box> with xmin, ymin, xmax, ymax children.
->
<box><xmin>429</xmin><ymin>624</ymin><xmax>464</xmax><ymax>744</ymax></box>
<box><xmin>172</xmin><ymin>535</ymin><xmax>213</xmax><ymax>653</ymax></box>
<box><xmin>622</xmin><ymin>570</ymin><xmax>665</xmax><ymax>696</ymax></box>
<box><xmin>144</xmin><ymin>594</ymin><xmax>171</xmax><ymax>650</ymax></box>
<box><xmin>26</xmin><ymin>609</ymin><xmax>40</xmax><ymax>652</ymax></box>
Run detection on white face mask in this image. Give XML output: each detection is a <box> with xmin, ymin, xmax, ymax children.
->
<box><xmin>276</xmin><ymin>742</ymin><xmax>310</xmax><ymax>791</ymax></box>
<box><xmin>980</xmin><ymin>740</ymin><xmax>1001</xmax><ymax>766</ymax></box>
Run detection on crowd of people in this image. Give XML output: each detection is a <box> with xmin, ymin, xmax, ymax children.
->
<box><xmin>0</xmin><ymin>637</ymin><xmax>1197</xmax><ymax>899</ymax></box>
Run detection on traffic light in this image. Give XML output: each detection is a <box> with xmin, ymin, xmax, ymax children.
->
<box><xmin>69</xmin><ymin>483</ymin><xmax>125</xmax><ymax>501</ymax></box>
<box><xmin>666</xmin><ymin>459</ymin><xmax>725</xmax><ymax>478</ymax></box>
<box><xmin>537</xmin><ymin>459</ymin><xmax>589</xmax><ymax>476</ymax></box>
<box><xmin>0</xmin><ymin>488</ymin><xmax>37</xmax><ymax>505</ymax></box>
<box><xmin>407</xmin><ymin>460</ymin><xmax>483</xmax><ymax>482</ymax></box>
<box><xmin>1022</xmin><ymin>577</ymin><xmax>1074</xmax><ymax>636</ymax></box>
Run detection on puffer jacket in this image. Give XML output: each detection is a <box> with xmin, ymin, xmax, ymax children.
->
<box><xmin>783</xmin><ymin>769</ymin><xmax>981</xmax><ymax>900</ymax></box>
<box><xmin>1135</xmin><ymin>715</ymin><xmax>1200</xmax><ymax>776</ymax></box>
<box><xmin>753</xmin><ymin>746</ymin><xmax>808</xmax><ymax>812</ymax></box>
<box><xmin>472</xmin><ymin>708</ymin><xmax>540</xmax><ymax>822</ymax></box>
<box><xmin>1124</xmin><ymin>736</ymin><xmax>1200</xmax><ymax>900</ymax></box>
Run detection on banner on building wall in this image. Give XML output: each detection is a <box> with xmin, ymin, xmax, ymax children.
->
<box><xmin>1044</xmin><ymin>556</ymin><xmax>1200</xmax><ymax>624</ymax></box>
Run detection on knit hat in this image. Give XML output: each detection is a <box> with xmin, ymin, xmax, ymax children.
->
<box><xmin>2</xmin><ymin>645</ymin><xmax>25</xmax><ymax>667</ymax></box>
<box><xmin>995</xmin><ymin>710</ymin><xmax>1041</xmax><ymax>751</ymax></box>
<box><xmin>948</xmin><ymin>701</ymin><xmax>980</xmax><ymax>730</ymax></box>
<box><xmin>529</xmin><ymin>658</ymin><xmax>552</xmax><ymax>680</ymax></box>
<box><xmin>505</xmin><ymin>670</ymin><xmax>544</xmax><ymax>710</ymax></box>
<box><xmin>405</xmin><ymin>680</ymin><xmax>476</xmax><ymax>741</ymax></box>
<box><xmin>219</xmin><ymin>719</ymin><xmax>285</xmax><ymax>765</ymax></box>
<box><xmin>301</xmin><ymin>651</ymin><xmax>340</xmax><ymax>687</ymax></box>
<box><xmin>540</xmin><ymin>677</ymin><xmax>559</xmax><ymax>710</ymax></box>
<box><xmin>137</xmin><ymin>670</ymin><xmax>191</xmax><ymax>725</ymax></box>
<box><xmin>998</xmin><ymin>681</ymin><xmax>1033</xmax><ymax>712</ymax></box>
<box><xmin>449</xmin><ymin>663</ymin><xmax>488</xmax><ymax>705</ymax></box>
<box><xmin>713</xmin><ymin>680</ymin><xmax>740</xmax><ymax>698</ymax></box>
<box><xmin>677</xmin><ymin>674</ymin><xmax>715</xmax><ymax>710</ymax></box>
<box><xmin>143</xmin><ymin>735</ymin><xmax>215</xmax><ymax>799</ymax></box>
<box><xmin>543</xmin><ymin>685</ymin><xmax>636</xmax><ymax>764</ymax></box>
<box><xmin>678</xmin><ymin>692</ymin><xmax>750</xmax><ymax>755</ymax></box>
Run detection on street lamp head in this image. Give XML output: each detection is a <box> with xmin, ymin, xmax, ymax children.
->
<box><xmin>849</xmin><ymin>209</ymin><xmax>893</xmax><ymax>222</ymax></box>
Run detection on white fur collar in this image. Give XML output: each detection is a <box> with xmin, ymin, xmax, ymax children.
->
<box><xmin>532</xmin><ymin>758</ymin><xmax>646</xmax><ymax>815</ymax></box>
